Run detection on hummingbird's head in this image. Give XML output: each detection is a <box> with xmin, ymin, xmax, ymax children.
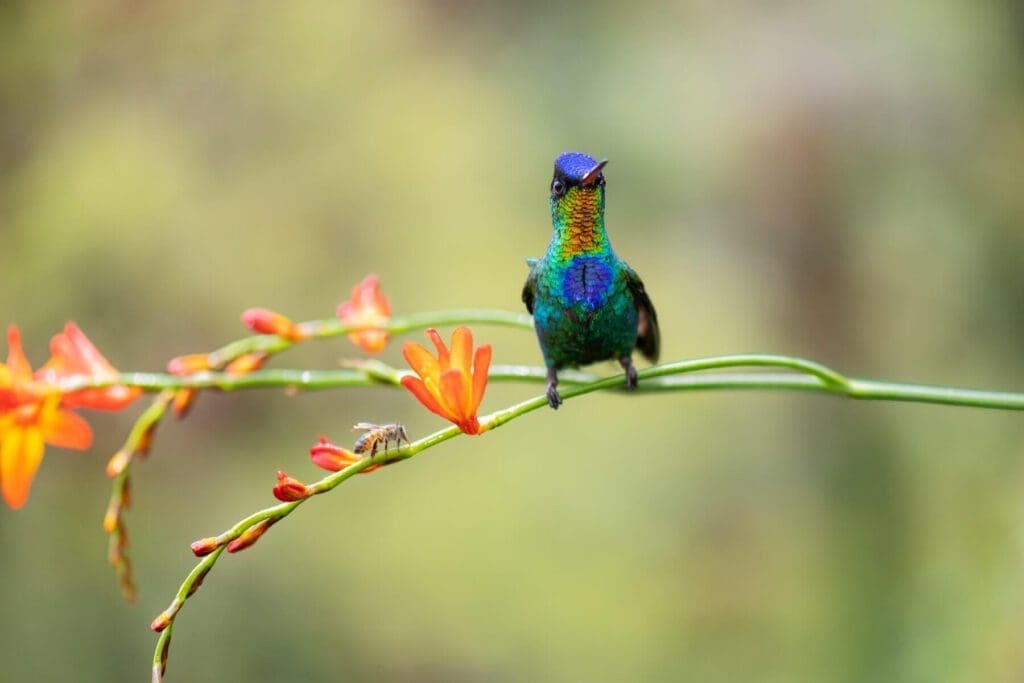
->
<box><xmin>551</xmin><ymin>152</ymin><xmax>607</xmax><ymax>198</ymax></box>
<box><xmin>550</xmin><ymin>152</ymin><xmax>607</xmax><ymax>232</ymax></box>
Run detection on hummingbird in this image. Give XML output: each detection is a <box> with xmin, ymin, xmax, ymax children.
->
<box><xmin>522</xmin><ymin>152</ymin><xmax>660</xmax><ymax>409</ymax></box>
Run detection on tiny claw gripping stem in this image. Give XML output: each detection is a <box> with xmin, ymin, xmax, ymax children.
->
<box><xmin>619</xmin><ymin>356</ymin><xmax>638</xmax><ymax>390</ymax></box>
<box><xmin>545</xmin><ymin>368</ymin><xmax>562</xmax><ymax>409</ymax></box>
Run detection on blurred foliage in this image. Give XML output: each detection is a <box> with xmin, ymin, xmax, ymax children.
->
<box><xmin>1</xmin><ymin>1</ymin><xmax>1024</xmax><ymax>681</ymax></box>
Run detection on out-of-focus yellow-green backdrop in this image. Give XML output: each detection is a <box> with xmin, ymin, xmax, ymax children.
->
<box><xmin>2</xmin><ymin>2</ymin><xmax>1024</xmax><ymax>681</ymax></box>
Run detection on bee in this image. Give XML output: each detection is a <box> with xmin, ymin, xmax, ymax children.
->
<box><xmin>352</xmin><ymin>422</ymin><xmax>409</xmax><ymax>457</ymax></box>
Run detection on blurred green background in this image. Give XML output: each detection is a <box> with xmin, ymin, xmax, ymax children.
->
<box><xmin>2</xmin><ymin>1</ymin><xmax>1024</xmax><ymax>681</ymax></box>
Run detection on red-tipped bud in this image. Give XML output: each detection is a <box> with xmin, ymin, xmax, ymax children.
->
<box><xmin>190</xmin><ymin>536</ymin><xmax>221</xmax><ymax>557</ymax></box>
<box><xmin>167</xmin><ymin>353</ymin><xmax>211</xmax><ymax>376</ymax></box>
<box><xmin>226</xmin><ymin>518</ymin><xmax>276</xmax><ymax>553</ymax></box>
<box><xmin>107</xmin><ymin>449</ymin><xmax>130</xmax><ymax>477</ymax></box>
<box><xmin>225</xmin><ymin>351</ymin><xmax>269</xmax><ymax>376</ymax></box>
<box><xmin>310</xmin><ymin>435</ymin><xmax>360</xmax><ymax>472</ymax></box>
<box><xmin>241</xmin><ymin>308</ymin><xmax>305</xmax><ymax>341</ymax></box>
<box><xmin>272</xmin><ymin>470</ymin><xmax>310</xmax><ymax>502</ymax></box>
<box><xmin>136</xmin><ymin>422</ymin><xmax>158</xmax><ymax>456</ymax></box>
<box><xmin>151</xmin><ymin>609</ymin><xmax>173</xmax><ymax>632</ymax></box>
<box><xmin>171</xmin><ymin>388</ymin><xmax>198</xmax><ymax>418</ymax></box>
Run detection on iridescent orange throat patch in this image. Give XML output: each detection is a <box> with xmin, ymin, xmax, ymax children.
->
<box><xmin>554</xmin><ymin>187</ymin><xmax>606</xmax><ymax>257</ymax></box>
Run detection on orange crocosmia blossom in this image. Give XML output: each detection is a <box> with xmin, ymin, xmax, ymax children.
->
<box><xmin>37</xmin><ymin>322</ymin><xmax>141</xmax><ymax>410</ymax></box>
<box><xmin>400</xmin><ymin>327</ymin><xmax>491</xmax><ymax>435</ymax></box>
<box><xmin>0</xmin><ymin>325</ymin><xmax>94</xmax><ymax>509</ymax></box>
<box><xmin>336</xmin><ymin>274</ymin><xmax>391</xmax><ymax>354</ymax></box>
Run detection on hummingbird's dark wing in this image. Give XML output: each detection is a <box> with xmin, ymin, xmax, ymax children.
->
<box><xmin>622</xmin><ymin>263</ymin><xmax>660</xmax><ymax>363</ymax></box>
<box><xmin>522</xmin><ymin>262</ymin><xmax>539</xmax><ymax>315</ymax></box>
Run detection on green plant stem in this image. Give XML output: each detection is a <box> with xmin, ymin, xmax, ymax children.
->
<box><xmin>69</xmin><ymin>356</ymin><xmax>1024</xmax><ymax>411</ymax></box>
<box><xmin>205</xmin><ymin>309</ymin><xmax>532</xmax><ymax>366</ymax></box>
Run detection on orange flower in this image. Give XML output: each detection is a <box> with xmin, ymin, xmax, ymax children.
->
<box><xmin>336</xmin><ymin>274</ymin><xmax>391</xmax><ymax>354</ymax></box>
<box><xmin>0</xmin><ymin>326</ymin><xmax>92</xmax><ymax>509</ymax></box>
<box><xmin>400</xmin><ymin>327</ymin><xmax>491</xmax><ymax>435</ymax></box>
<box><xmin>0</xmin><ymin>323</ymin><xmax>140</xmax><ymax>509</ymax></box>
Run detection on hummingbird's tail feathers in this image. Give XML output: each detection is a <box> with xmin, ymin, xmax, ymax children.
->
<box><xmin>623</xmin><ymin>263</ymin><xmax>660</xmax><ymax>363</ymax></box>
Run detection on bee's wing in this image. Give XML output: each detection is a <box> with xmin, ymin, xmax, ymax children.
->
<box><xmin>352</xmin><ymin>422</ymin><xmax>381</xmax><ymax>431</ymax></box>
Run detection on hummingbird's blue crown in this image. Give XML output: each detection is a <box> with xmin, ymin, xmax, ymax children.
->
<box><xmin>554</xmin><ymin>152</ymin><xmax>600</xmax><ymax>181</ymax></box>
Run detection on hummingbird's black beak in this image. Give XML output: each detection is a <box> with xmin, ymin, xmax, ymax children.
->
<box><xmin>580</xmin><ymin>159</ymin><xmax>608</xmax><ymax>186</ymax></box>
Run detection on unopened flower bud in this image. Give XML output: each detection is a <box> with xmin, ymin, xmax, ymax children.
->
<box><xmin>151</xmin><ymin>609</ymin><xmax>173</xmax><ymax>633</ymax></box>
<box><xmin>136</xmin><ymin>423</ymin><xmax>158</xmax><ymax>456</ymax></box>
<box><xmin>167</xmin><ymin>353</ymin><xmax>211</xmax><ymax>376</ymax></box>
<box><xmin>226</xmin><ymin>518</ymin><xmax>276</xmax><ymax>553</ymax></box>
<box><xmin>172</xmin><ymin>388</ymin><xmax>198</xmax><ymax>418</ymax></box>
<box><xmin>241</xmin><ymin>308</ymin><xmax>305</xmax><ymax>341</ymax></box>
<box><xmin>107</xmin><ymin>449</ymin><xmax>130</xmax><ymax>477</ymax></box>
<box><xmin>309</xmin><ymin>435</ymin><xmax>359</xmax><ymax>472</ymax></box>
<box><xmin>272</xmin><ymin>470</ymin><xmax>310</xmax><ymax>502</ymax></box>
<box><xmin>103</xmin><ymin>502</ymin><xmax>120</xmax><ymax>534</ymax></box>
<box><xmin>190</xmin><ymin>536</ymin><xmax>221</xmax><ymax>557</ymax></box>
<box><xmin>225</xmin><ymin>351</ymin><xmax>268</xmax><ymax>376</ymax></box>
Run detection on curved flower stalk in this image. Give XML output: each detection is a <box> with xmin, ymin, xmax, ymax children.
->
<box><xmin>401</xmin><ymin>327</ymin><xmax>492</xmax><ymax>434</ymax></box>
<box><xmin>148</xmin><ymin>339</ymin><xmax>1024</xmax><ymax>681</ymax></box>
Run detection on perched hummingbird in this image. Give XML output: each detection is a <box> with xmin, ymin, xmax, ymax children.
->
<box><xmin>522</xmin><ymin>152</ymin><xmax>660</xmax><ymax>409</ymax></box>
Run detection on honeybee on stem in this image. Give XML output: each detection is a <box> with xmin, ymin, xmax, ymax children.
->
<box><xmin>352</xmin><ymin>422</ymin><xmax>409</xmax><ymax>457</ymax></box>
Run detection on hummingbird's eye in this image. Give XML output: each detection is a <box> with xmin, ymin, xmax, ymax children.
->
<box><xmin>551</xmin><ymin>179</ymin><xmax>566</xmax><ymax>198</ymax></box>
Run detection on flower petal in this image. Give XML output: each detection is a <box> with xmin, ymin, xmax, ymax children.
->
<box><xmin>61</xmin><ymin>385</ymin><xmax>141</xmax><ymax>411</ymax></box>
<box><xmin>425</xmin><ymin>328</ymin><xmax>449</xmax><ymax>368</ymax></box>
<box><xmin>6</xmin><ymin>325</ymin><xmax>34</xmax><ymax>385</ymax></box>
<box><xmin>1</xmin><ymin>425</ymin><xmax>45</xmax><ymax>509</ymax></box>
<box><xmin>402</xmin><ymin>341</ymin><xmax>440</xmax><ymax>380</ymax></box>
<box><xmin>61</xmin><ymin>323</ymin><xmax>117</xmax><ymax>375</ymax></box>
<box><xmin>400</xmin><ymin>376</ymin><xmax>450</xmax><ymax>420</ymax></box>
<box><xmin>440</xmin><ymin>368</ymin><xmax>469</xmax><ymax>422</ymax></box>
<box><xmin>471</xmin><ymin>344</ymin><xmax>492</xmax><ymax>411</ymax></box>
<box><xmin>355</xmin><ymin>274</ymin><xmax>391</xmax><ymax>315</ymax></box>
<box><xmin>449</xmin><ymin>327</ymin><xmax>473</xmax><ymax>373</ymax></box>
<box><xmin>349</xmin><ymin>330</ymin><xmax>389</xmax><ymax>355</ymax></box>
<box><xmin>42</xmin><ymin>408</ymin><xmax>93</xmax><ymax>450</ymax></box>
<box><xmin>0</xmin><ymin>368</ymin><xmax>15</xmax><ymax>412</ymax></box>
<box><xmin>449</xmin><ymin>327</ymin><xmax>473</xmax><ymax>403</ymax></box>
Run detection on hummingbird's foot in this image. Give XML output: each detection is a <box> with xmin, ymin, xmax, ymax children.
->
<box><xmin>546</xmin><ymin>368</ymin><xmax>563</xmax><ymax>409</ymax></box>
<box><xmin>619</xmin><ymin>356</ymin><xmax>638</xmax><ymax>389</ymax></box>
